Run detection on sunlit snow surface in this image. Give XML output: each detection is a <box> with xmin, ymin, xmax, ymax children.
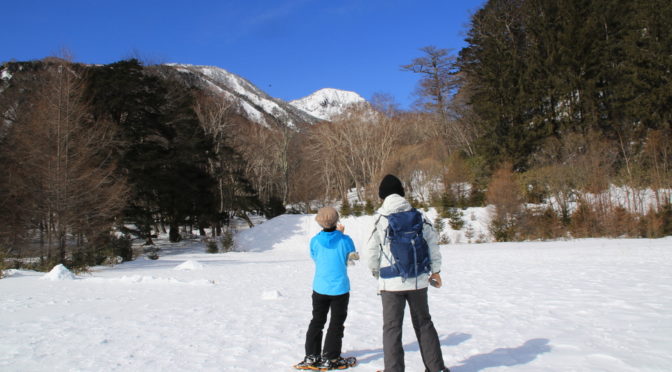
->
<box><xmin>2</xmin><ymin>214</ymin><xmax>671</xmax><ymax>371</ymax></box>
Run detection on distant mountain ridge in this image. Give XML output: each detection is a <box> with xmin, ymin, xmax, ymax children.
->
<box><xmin>163</xmin><ymin>64</ymin><xmax>366</xmax><ymax>127</ymax></box>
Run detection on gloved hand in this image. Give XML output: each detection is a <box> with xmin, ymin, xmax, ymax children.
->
<box><xmin>347</xmin><ymin>252</ymin><xmax>360</xmax><ymax>266</ymax></box>
<box><xmin>429</xmin><ymin>272</ymin><xmax>442</xmax><ymax>288</ymax></box>
<box><xmin>372</xmin><ymin>270</ymin><xmax>380</xmax><ymax>279</ymax></box>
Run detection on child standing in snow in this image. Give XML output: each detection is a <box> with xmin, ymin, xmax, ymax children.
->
<box><xmin>295</xmin><ymin>206</ymin><xmax>359</xmax><ymax>370</ymax></box>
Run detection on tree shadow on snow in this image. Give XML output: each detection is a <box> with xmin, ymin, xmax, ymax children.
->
<box><xmin>449</xmin><ymin>338</ymin><xmax>551</xmax><ymax>372</ymax></box>
<box><xmin>350</xmin><ymin>333</ymin><xmax>471</xmax><ymax>365</ymax></box>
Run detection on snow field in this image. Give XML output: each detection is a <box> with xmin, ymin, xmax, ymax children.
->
<box><xmin>1</xmin><ymin>214</ymin><xmax>671</xmax><ymax>371</ymax></box>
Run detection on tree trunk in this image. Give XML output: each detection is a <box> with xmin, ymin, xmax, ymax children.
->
<box><xmin>169</xmin><ymin>223</ymin><xmax>182</xmax><ymax>242</ymax></box>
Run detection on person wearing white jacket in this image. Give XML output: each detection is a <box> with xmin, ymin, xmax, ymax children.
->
<box><xmin>366</xmin><ymin>174</ymin><xmax>449</xmax><ymax>372</ymax></box>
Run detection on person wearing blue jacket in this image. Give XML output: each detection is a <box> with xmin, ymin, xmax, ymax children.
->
<box><xmin>295</xmin><ymin>206</ymin><xmax>359</xmax><ymax>371</ymax></box>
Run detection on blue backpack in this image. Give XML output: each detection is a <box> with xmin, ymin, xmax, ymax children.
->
<box><xmin>379</xmin><ymin>209</ymin><xmax>432</xmax><ymax>280</ymax></box>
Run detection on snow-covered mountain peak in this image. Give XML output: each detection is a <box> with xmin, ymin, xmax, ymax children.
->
<box><xmin>289</xmin><ymin>88</ymin><xmax>367</xmax><ymax>121</ymax></box>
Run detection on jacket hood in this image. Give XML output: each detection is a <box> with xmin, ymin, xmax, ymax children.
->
<box><xmin>377</xmin><ymin>194</ymin><xmax>412</xmax><ymax>216</ymax></box>
<box><xmin>314</xmin><ymin>230</ymin><xmax>343</xmax><ymax>247</ymax></box>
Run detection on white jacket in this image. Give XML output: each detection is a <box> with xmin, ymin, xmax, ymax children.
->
<box><xmin>365</xmin><ymin>194</ymin><xmax>442</xmax><ymax>291</ymax></box>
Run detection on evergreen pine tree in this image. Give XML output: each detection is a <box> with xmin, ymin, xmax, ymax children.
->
<box><xmin>352</xmin><ymin>203</ymin><xmax>363</xmax><ymax>217</ymax></box>
<box><xmin>340</xmin><ymin>199</ymin><xmax>352</xmax><ymax>217</ymax></box>
<box><xmin>86</xmin><ymin>59</ymin><xmax>218</xmax><ymax>243</ymax></box>
<box><xmin>364</xmin><ymin>199</ymin><xmax>375</xmax><ymax>215</ymax></box>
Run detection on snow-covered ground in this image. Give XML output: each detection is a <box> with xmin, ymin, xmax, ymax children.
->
<box><xmin>2</xmin><ymin>214</ymin><xmax>671</xmax><ymax>371</ymax></box>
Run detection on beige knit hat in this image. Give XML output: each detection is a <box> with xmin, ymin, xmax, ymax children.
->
<box><xmin>315</xmin><ymin>206</ymin><xmax>339</xmax><ymax>228</ymax></box>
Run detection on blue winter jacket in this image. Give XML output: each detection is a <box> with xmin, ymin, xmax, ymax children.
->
<box><xmin>310</xmin><ymin>230</ymin><xmax>356</xmax><ymax>296</ymax></box>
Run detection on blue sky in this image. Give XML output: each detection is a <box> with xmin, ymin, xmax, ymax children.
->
<box><xmin>2</xmin><ymin>0</ymin><xmax>486</xmax><ymax>109</ymax></box>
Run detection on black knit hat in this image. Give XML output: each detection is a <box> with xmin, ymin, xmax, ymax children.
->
<box><xmin>378</xmin><ymin>174</ymin><xmax>405</xmax><ymax>200</ymax></box>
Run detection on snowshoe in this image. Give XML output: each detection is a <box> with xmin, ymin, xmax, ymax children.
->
<box><xmin>294</xmin><ymin>354</ymin><xmax>321</xmax><ymax>370</ymax></box>
<box><xmin>315</xmin><ymin>356</ymin><xmax>357</xmax><ymax>370</ymax></box>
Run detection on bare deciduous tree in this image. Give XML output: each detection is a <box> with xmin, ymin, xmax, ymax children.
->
<box><xmin>403</xmin><ymin>46</ymin><xmax>475</xmax><ymax>156</ymax></box>
<box><xmin>486</xmin><ymin>163</ymin><xmax>524</xmax><ymax>241</ymax></box>
<box><xmin>4</xmin><ymin>60</ymin><xmax>127</xmax><ymax>264</ymax></box>
<box><xmin>642</xmin><ymin>129</ymin><xmax>672</xmax><ymax>208</ymax></box>
<box><xmin>301</xmin><ymin>104</ymin><xmax>404</xmax><ymax>202</ymax></box>
<box><xmin>194</xmin><ymin>93</ymin><xmax>236</xmax><ymax>225</ymax></box>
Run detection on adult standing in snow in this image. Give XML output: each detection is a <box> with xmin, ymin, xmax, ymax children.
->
<box><xmin>366</xmin><ymin>174</ymin><xmax>449</xmax><ymax>372</ymax></box>
<box><xmin>295</xmin><ymin>206</ymin><xmax>359</xmax><ymax>370</ymax></box>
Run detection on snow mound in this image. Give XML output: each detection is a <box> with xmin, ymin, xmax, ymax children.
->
<box><xmin>41</xmin><ymin>264</ymin><xmax>76</xmax><ymax>281</ymax></box>
<box><xmin>261</xmin><ymin>290</ymin><xmax>283</xmax><ymax>300</ymax></box>
<box><xmin>174</xmin><ymin>260</ymin><xmax>205</xmax><ymax>271</ymax></box>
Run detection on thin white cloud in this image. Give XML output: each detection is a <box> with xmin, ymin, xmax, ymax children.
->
<box><xmin>245</xmin><ymin>0</ymin><xmax>311</xmax><ymax>26</ymax></box>
<box><xmin>218</xmin><ymin>0</ymin><xmax>313</xmax><ymax>44</ymax></box>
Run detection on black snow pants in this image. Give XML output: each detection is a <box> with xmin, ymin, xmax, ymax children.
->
<box><xmin>305</xmin><ymin>291</ymin><xmax>350</xmax><ymax>359</ymax></box>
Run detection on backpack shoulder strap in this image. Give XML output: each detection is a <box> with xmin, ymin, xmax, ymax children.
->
<box><xmin>367</xmin><ymin>213</ymin><xmax>385</xmax><ymax>243</ymax></box>
<box><xmin>373</xmin><ymin>213</ymin><xmax>395</xmax><ymax>267</ymax></box>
